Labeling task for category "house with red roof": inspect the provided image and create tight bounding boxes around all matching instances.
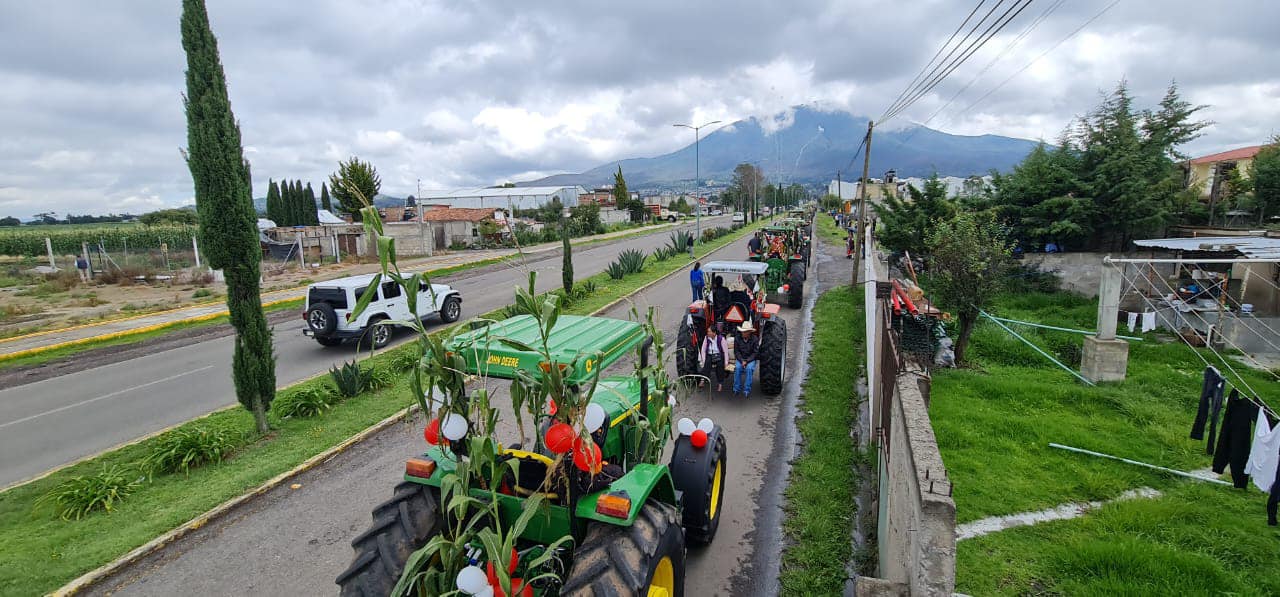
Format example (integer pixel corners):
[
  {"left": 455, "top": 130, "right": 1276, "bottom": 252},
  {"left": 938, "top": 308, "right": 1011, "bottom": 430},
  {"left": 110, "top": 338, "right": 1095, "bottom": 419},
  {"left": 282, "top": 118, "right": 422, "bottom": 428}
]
[{"left": 1186, "top": 144, "right": 1264, "bottom": 200}]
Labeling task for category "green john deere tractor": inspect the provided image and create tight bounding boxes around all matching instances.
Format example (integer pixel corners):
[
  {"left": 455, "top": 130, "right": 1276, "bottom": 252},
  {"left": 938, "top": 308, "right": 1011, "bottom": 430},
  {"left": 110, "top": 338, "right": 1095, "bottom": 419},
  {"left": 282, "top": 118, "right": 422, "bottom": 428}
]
[
  {"left": 749, "top": 220, "right": 812, "bottom": 309},
  {"left": 336, "top": 313, "right": 728, "bottom": 597}
]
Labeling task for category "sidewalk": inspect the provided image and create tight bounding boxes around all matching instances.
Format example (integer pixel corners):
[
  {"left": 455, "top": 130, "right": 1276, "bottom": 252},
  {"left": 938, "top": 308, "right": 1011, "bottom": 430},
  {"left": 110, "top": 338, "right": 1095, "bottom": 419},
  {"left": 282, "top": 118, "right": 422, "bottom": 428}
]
[{"left": 0, "top": 223, "right": 673, "bottom": 359}]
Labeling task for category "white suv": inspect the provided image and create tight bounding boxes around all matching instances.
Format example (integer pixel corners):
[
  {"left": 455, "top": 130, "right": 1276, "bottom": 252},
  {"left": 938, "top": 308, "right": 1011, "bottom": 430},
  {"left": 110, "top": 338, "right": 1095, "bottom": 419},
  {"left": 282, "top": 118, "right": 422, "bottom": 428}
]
[{"left": 302, "top": 274, "right": 462, "bottom": 348}]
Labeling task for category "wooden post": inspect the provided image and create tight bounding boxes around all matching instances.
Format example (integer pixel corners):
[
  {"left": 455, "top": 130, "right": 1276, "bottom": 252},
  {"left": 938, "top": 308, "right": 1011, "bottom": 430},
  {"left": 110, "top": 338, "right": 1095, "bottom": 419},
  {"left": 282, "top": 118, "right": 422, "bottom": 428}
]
[
  {"left": 82, "top": 241, "right": 92, "bottom": 279},
  {"left": 192, "top": 235, "right": 201, "bottom": 268},
  {"left": 853, "top": 120, "right": 873, "bottom": 288},
  {"left": 45, "top": 237, "right": 55, "bottom": 269},
  {"left": 1096, "top": 264, "right": 1122, "bottom": 340}
]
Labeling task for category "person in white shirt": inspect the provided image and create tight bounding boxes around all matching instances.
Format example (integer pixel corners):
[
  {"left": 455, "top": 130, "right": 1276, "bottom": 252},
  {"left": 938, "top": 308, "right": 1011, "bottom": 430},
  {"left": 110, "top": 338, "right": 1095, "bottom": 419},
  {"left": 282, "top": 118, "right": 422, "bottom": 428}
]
[{"left": 699, "top": 323, "right": 729, "bottom": 392}]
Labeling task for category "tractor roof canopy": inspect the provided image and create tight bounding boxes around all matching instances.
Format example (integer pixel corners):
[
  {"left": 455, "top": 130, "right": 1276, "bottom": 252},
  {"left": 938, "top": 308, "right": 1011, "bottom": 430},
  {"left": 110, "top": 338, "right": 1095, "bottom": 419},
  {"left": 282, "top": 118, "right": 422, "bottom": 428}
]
[
  {"left": 447, "top": 315, "right": 646, "bottom": 383},
  {"left": 701, "top": 260, "right": 769, "bottom": 275}
]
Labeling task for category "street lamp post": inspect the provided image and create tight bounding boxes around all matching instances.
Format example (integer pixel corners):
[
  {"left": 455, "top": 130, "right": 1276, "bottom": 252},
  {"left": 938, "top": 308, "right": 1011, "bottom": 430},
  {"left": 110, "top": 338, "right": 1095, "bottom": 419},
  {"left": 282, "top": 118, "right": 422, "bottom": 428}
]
[{"left": 673, "top": 120, "right": 721, "bottom": 250}]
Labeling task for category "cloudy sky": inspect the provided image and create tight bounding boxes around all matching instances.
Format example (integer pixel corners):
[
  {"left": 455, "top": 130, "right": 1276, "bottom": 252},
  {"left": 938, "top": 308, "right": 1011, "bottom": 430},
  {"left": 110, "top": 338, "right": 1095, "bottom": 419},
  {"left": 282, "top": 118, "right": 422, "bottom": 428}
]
[{"left": 1, "top": 0, "right": 1277, "bottom": 219}]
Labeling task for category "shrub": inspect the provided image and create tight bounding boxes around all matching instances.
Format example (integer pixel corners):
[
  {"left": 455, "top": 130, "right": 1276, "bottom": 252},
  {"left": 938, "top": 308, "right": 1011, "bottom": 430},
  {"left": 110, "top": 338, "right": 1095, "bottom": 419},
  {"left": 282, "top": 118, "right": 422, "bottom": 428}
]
[
  {"left": 389, "top": 346, "right": 423, "bottom": 372},
  {"left": 667, "top": 231, "right": 690, "bottom": 254},
  {"left": 273, "top": 385, "right": 336, "bottom": 418},
  {"left": 366, "top": 365, "right": 398, "bottom": 391},
  {"left": 617, "top": 249, "right": 646, "bottom": 274},
  {"left": 142, "top": 425, "right": 245, "bottom": 476},
  {"left": 330, "top": 360, "right": 371, "bottom": 397},
  {"left": 192, "top": 288, "right": 213, "bottom": 298},
  {"left": 651, "top": 247, "right": 671, "bottom": 262},
  {"left": 606, "top": 262, "right": 627, "bottom": 280},
  {"left": 1006, "top": 264, "right": 1062, "bottom": 294},
  {"left": 37, "top": 466, "right": 141, "bottom": 520},
  {"left": 577, "top": 279, "right": 597, "bottom": 298}
]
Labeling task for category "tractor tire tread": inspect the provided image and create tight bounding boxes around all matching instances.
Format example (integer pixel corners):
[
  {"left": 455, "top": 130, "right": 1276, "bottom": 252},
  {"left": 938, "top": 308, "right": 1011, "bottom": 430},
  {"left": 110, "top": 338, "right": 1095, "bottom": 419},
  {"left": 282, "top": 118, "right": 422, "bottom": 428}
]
[
  {"left": 561, "top": 501, "right": 685, "bottom": 597},
  {"left": 759, "top": 318, "right": 786, "bottom": 396},
  {"left": 335, "top": 482, "right": 441, "bottom": 597}
]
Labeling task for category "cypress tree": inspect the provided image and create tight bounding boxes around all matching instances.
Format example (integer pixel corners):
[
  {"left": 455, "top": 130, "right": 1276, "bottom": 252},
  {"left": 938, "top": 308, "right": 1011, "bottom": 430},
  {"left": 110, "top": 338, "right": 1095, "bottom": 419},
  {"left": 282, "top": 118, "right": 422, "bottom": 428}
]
[
  {"left": 181, "top": 0, "right": 276, "bottom": 434},
  {"left": 561, "top": 218, "right": 573, "bottom": 295},
  {"left": 304, "top": 182, "right": 318, "bottom": 225},
  {"left": 320, "top": 182, "right": 332, "bottom": 213},
  {"left": 265, "top": 178, "right": 281, "bottom": 225}
]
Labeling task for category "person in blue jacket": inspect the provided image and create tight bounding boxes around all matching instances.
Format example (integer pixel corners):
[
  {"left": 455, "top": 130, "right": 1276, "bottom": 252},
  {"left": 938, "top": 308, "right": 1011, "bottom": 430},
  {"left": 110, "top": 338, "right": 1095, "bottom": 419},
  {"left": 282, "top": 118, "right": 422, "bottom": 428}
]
[{"left": 690, "top": 261, "right": 705, "bottom": 302}]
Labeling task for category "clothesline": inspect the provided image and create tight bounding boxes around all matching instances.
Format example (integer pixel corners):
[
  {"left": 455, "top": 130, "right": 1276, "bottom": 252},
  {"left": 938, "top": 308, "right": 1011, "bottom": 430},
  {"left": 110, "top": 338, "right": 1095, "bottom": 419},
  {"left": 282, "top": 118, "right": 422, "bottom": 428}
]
[{"left": 1111, "top": 262, "right": 1276, "bottom": 421}]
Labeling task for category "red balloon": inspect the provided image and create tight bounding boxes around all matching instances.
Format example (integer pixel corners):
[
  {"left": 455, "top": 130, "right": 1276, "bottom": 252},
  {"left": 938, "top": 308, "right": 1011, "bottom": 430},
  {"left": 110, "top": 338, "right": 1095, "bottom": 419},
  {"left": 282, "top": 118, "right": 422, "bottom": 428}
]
[
  {"left": 546, "top": 398, "right": 558, "bottom": 416},
  {"left": 573, "top": 440, "right": 603, "bottom": 474},
  {"left": 424, "top": 419, "right": 441, "bottom": 445},
  {"left": 509, "top": 546, "right": 519, "bottom": 575},
  {"left": 544, "top": 423, "right": 575, "bottom": 454},
  {"left": 690, "top": 429, "right": 708, "bottom": 449}
]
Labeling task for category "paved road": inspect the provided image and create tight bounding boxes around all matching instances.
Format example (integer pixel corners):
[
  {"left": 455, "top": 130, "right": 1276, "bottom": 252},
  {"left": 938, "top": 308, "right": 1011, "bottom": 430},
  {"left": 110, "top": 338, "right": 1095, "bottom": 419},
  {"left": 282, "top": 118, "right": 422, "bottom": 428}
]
[
  {"left": 0, "top": 217, "right": 730, "bottom": 488},
  {"left": 87, "top": 220, "right": 841, "bottom": 596}
]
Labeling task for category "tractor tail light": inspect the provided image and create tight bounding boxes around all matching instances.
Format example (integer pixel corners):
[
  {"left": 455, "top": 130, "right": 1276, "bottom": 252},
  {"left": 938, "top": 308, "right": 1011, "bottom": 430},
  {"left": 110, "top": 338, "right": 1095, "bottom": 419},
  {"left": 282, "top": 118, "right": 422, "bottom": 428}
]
[
  {"left": 595, "top": 492, "right": 632, "bottom": 519},
  {"left": 405, "top": 457, "right": 437, "bottom": 478}
]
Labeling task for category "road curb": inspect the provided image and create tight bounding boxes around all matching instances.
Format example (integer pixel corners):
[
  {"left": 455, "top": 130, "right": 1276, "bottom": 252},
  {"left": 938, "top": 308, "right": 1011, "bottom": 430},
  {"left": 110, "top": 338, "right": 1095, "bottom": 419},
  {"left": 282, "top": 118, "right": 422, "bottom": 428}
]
[
  {"left": 2, "top": 224, "right": 683, "bottom": 364},
  {"left": 51, "top": 406, "right": 414, "bottom": 597},
  {"left": 0, "top": 296, "right": 301, "bottom": 363},
  {"left": 49, "top": 219, "right": 753, "bottom": 596}
]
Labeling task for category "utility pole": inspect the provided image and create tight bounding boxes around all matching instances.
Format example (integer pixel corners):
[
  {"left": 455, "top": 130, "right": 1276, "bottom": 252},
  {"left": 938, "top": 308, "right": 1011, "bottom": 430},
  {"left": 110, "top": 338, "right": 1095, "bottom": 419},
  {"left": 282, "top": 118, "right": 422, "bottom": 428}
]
[
  {"left": 853, "top": 120, "right": 874, "bottom": 289},
  {"left": 837, "top": 170, "right": 842, "bottom": 213},
  {"left": 674, "top": 120, "right": 722, "bottom": 247}
]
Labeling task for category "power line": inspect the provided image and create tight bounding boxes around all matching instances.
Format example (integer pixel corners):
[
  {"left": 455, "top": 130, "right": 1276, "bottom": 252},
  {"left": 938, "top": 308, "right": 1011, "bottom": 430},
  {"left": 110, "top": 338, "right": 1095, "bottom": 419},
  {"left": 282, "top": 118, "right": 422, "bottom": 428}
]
[
  {"left": 844, "top": 133, "right": 868, "bottom": 173},
  {"left": 878, "top": 0, "right": 991, "bottom": 123},
  {"left": 955, "top": 0, "right": 1123, "bottom": 120},
  {"left": 883, "top": 0, "right": 1036, "bottom": 125},
  {"left": 903, "top": 0, "right": 1065, "bottom": 141}
]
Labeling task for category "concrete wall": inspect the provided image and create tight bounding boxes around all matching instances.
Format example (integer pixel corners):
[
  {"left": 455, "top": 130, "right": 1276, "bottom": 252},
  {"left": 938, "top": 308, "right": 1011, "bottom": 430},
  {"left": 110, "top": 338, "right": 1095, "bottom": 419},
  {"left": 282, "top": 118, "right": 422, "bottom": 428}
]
[{"left": 875, "top": 372, "right": 956, "bottom": 596}]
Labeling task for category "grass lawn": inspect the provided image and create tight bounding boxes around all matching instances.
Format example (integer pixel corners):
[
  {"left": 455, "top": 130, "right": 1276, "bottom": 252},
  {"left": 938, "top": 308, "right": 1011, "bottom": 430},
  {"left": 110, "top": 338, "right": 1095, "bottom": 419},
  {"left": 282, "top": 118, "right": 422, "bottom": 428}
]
[
  {"left": 932, "top": 287, "right": 1280, "bottom": 595},
  {"left": 779, "top": 285, "right": 865, "bottom": 596},
  {"left": 0, "top": 220, "right": 762, "bottom": 596}
]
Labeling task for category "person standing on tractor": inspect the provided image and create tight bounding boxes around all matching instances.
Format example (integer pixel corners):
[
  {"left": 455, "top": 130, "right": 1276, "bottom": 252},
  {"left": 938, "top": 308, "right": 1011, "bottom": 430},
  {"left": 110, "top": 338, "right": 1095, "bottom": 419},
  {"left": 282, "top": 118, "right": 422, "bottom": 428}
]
[
  {"left": 699, "top": 323, "right": 728, "bottom": 392},
  {"left": 732, "top": 321, "right": 761, "bottom": 396},
  {"left": 690, "top": 261, "right": 705, "bottom": 302}
]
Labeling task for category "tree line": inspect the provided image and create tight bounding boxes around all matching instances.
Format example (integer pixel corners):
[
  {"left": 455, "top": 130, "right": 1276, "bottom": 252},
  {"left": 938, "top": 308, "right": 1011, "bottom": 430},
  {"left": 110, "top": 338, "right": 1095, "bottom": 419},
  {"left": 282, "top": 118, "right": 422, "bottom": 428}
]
[{"left": 265, "top": 179, "right": 328, "bottom": 227}]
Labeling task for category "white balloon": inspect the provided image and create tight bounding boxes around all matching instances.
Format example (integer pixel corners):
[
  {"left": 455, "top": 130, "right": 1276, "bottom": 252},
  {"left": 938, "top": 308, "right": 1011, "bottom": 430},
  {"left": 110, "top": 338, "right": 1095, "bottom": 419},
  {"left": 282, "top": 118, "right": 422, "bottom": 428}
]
[
  {"left": 474, "top": 588, "right": 494, "bottom": 597},
  {"left": 667, "top": 394, "right": 677, "bottom": 407},
  {"left": 677, "top": 417, "right": 696, "bottom": 436},
  {"left": 584, "top": 403, "right": 607, "bottom": 432},
  {"left": 777, "top": 286, "right": 786, "bottom": 294},
  {"left": 441, "top": 413, "right": 469, "bottom": 441},
  {"left": 697, "top": 417, "right": 715, "bottom": 433},
  {"left": 456, "top": 565, "right": 488, "bottom": 595}
]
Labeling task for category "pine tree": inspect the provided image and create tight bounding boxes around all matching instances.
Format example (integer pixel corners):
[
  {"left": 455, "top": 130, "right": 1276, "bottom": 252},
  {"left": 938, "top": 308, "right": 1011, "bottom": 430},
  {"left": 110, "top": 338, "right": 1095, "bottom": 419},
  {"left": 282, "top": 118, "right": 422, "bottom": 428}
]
[
  {"left": 329, "top": 158, "right": 381, "bottom": 221},
  {"left": 304, "top": 182, "right": 318, "bottom": 225},
  {"left": 320, "top": 182, "right": 332, "bottom": 213},
  {"left": 181, "top": 0, "right": 275, "bottom": 434},
  {"left": 1251, "top": 138, "right": 1280, "bottom": 225},
  {"left": 265, "top": 178, "right": 281, "bottom": 225}
]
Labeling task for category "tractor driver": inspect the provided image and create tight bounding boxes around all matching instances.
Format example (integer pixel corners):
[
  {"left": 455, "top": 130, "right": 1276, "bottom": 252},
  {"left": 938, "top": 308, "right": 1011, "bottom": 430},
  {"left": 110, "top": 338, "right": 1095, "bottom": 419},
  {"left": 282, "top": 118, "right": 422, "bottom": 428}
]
[
  {"left": 767, "top": 234, "right": 786, "bottom": 258},
  {"left": 710, "top": 275, "right": 731, "bottom": 320}
]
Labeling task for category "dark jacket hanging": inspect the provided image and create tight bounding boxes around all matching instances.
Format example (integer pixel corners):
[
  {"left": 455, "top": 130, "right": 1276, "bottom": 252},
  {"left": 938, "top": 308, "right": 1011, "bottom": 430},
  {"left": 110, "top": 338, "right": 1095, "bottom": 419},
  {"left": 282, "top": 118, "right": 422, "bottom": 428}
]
[
  {"left": 1190, "top": 366, "right": 1225, "bottom": 449},
  {"left": 1211, "top": 389, "right": 1259, "bottom": 489}
]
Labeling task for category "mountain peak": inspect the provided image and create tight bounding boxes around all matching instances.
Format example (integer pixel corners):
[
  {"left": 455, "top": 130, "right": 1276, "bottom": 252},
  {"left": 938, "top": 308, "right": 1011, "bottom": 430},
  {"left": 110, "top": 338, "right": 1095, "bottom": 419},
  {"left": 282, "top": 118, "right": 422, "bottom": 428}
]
[{"left": 525, "top": 106, "right": 1036, "bottom": 188}]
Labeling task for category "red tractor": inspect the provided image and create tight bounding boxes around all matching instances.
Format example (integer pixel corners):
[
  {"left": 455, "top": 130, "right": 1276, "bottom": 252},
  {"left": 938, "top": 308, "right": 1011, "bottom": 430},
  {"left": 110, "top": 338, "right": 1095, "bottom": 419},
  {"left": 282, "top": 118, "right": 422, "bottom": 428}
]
[{"left": 676, "top": 261, "right": 788, "bottom": 396}]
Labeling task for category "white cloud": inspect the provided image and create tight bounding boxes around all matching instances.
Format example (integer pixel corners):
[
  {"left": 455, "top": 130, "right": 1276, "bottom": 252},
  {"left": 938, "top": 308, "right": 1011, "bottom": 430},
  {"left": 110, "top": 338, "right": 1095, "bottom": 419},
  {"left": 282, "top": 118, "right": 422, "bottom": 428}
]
[{"left": 0, "top": 0, "right": 1277, "bottom": 217}]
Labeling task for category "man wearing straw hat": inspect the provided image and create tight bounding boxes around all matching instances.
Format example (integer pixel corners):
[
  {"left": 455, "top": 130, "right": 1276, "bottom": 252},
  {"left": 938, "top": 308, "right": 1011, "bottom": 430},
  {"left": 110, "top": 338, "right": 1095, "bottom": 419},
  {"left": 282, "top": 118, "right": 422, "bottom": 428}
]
[{"left": 731, "top": 320, "right": 760, "bottom": 397}]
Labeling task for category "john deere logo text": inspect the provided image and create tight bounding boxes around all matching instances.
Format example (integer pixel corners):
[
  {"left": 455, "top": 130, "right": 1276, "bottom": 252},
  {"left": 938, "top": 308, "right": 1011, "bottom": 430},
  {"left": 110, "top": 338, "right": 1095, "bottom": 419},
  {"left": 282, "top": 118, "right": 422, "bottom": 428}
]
[{"left": 486, "top": 355, "right": 519, "bottom": 367}]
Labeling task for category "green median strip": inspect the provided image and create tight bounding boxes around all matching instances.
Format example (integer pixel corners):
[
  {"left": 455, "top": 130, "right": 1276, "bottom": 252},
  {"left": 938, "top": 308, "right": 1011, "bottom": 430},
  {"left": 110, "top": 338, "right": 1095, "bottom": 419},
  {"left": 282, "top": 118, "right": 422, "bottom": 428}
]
[
  {"left": 0, "top": 220, "right": 762, "bottom": 596},
  {"left": 779, "top": 285, "right": 866, "bottom": 596}
]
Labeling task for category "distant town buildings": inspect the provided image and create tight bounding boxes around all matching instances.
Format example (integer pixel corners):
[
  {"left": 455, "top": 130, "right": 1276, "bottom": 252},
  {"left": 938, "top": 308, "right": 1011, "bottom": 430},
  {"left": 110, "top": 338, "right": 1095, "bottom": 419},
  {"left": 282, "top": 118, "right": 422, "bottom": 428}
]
[{"left": 411, "top": 185, "right": 585, "bottom": 210}]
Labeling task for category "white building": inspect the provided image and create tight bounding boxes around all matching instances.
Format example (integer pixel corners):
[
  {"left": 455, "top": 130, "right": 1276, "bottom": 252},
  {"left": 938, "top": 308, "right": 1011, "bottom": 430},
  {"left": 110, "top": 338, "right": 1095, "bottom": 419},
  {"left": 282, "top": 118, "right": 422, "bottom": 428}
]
[{"left": 413, "top": 186, "right": 585, "bottom": 210}]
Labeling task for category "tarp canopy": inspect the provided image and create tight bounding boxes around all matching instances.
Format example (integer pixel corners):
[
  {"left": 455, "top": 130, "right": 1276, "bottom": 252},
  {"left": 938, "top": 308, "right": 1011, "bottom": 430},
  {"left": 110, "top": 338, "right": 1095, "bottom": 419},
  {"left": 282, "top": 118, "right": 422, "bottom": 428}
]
[
  {"left": 317, "top": 209, "right": 347, "bottom": 225},
  {"left": 701, "top": 261, "right": 769, "bottom": 275}
]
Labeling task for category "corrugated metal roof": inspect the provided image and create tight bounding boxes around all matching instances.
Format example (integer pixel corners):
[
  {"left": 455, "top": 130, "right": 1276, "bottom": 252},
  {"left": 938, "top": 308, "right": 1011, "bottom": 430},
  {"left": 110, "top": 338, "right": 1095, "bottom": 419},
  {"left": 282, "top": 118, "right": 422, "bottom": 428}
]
[{"left": 1133, "top": 236, "right": 1280, "bottom": 259}]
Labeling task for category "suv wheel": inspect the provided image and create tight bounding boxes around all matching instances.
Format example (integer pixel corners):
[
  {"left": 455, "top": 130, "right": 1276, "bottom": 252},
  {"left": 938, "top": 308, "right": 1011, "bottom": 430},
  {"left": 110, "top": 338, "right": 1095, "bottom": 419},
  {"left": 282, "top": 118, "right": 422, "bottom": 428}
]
[
  {"left": 307, "top": 303, "right": 338, "bottom": 335},
  {"left": 366, "top": 318, "right": 392, "bottom": 349},
  {"left": 440, "top": 296, "right": 461, "bottom": 323}
]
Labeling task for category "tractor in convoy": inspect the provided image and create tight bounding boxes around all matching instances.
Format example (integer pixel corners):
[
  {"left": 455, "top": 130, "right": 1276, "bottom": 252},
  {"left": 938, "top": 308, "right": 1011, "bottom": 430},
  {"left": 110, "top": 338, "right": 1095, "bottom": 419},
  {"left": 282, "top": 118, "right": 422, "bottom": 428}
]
[
  {"left": 675, "top": 260, "right": 788, "bottom": 396},
  {"left": 336, "top": 287, "right": 728, "bottom": 597},
  {"left": 748, "top": 219, "right": 812, "bottom": 309}
]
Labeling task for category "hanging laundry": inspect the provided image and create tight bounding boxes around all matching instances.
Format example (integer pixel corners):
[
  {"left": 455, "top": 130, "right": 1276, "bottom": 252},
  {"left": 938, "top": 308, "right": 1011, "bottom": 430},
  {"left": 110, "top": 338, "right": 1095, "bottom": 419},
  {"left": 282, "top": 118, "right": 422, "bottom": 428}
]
[
  {"left": 1126, "top": 311, "right": 1138, "bottom": 333},
  {"left": 1140, "top": 311, "right": 1157, "bottom": 333},
  {"left": 1190, "top": 366, "right": 1226, "bottom": 450},
  {"left": 1245, "top": 412, "right": 1280, "bottom": 493},
  {"left": 1212, "top": 390, "right": 1259, "bottom": 489}
]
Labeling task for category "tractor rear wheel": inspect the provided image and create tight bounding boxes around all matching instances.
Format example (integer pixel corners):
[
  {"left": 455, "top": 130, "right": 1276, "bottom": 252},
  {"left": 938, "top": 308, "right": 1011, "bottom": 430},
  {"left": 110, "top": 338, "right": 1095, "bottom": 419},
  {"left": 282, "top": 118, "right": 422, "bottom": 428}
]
[
  {"left": 788, "top": 263, "right": 806, "bottom": 309},
  {"left": 336, "top": 481, "right": 442, "bottom": 597},
  {"left": 676, "top": 320, "right": 699, "bottom": 379},
  {"left": 561, "top": 501, "right": 685, "bottom": 597},
  {"left": 670, "top": 427, "right": 727, "bottom": 544},
  {"left": 759, "top": 318, "right": 787, "bottom": 396}
]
